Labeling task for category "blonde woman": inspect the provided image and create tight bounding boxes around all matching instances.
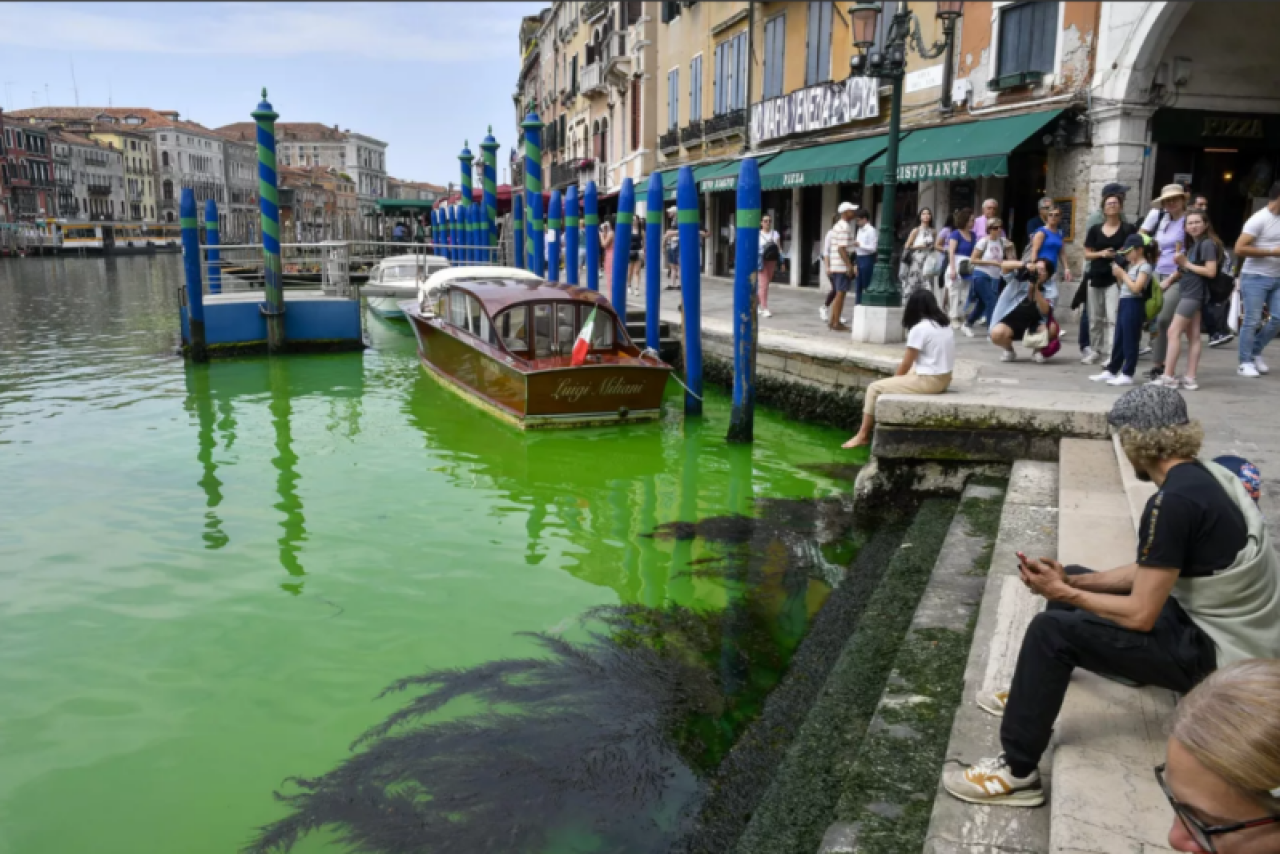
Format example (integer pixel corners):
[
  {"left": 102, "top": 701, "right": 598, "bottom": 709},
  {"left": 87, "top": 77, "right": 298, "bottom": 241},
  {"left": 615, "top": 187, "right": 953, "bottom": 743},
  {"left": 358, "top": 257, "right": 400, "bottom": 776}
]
[{"left": 1159, "top": 659, "right": 1280, "bottom": 852}]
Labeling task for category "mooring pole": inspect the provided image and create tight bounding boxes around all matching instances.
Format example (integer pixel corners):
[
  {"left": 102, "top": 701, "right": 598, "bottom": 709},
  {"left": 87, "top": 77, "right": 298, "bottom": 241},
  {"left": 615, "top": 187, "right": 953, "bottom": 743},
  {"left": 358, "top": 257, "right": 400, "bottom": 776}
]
[
  {"left": 472, "top": 203, "right": 482, "bottom": 265},
  {"left": 677, "top": 166, "right": 702, "bottom": 416},
  {"left": 251, "top": 88, "right": 285, "bottom": 352},
  {"left": 547, "top": 190, "right": 562, "bottom": 283},
  {"left": 464, "top": 203, "right": 474, "bottom": 266},
  {"left": 513, "top": 195, "right": 525, "bottom": 269},
  {"left": 480, "top": 128, "right": 499, "bottom": 261},
  {"left": 521, "top": 112, "right": 544, "bottom": 278},
  {"left": 180, "top": 188, "right": 208, "bottom": 362},
  {"left": 432, "top": 208, "right": 442, "bottom": 259},
  {"left": 611, "top": 177, "right": 634, "bottom": 317},
  {"left": 584, "top": 180, "right": 600, "bottom": 292},
  {"left": 459, "top": 140, "right": 473, "bottom": 252},
  {"left": 728, "top": 158, "right": 760, "bottom": 444},
  {"left": 564, "top": 185, "right": 579, "bottom": 286},
  {"left": 204, "top": 198, "right": 222, "bottom": 295},
  {"left": 450, "top": 205, "right": 459, "bottom": 264},
  {"left": 645, "top": 172, "right": 663, "bottom": 350}
]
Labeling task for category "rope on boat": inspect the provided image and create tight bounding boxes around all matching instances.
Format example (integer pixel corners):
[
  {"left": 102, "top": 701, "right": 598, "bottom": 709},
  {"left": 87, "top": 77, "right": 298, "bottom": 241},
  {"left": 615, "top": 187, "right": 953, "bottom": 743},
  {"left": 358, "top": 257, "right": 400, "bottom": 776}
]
[{"left": 641, "top": 347, "right": 703, "bottom": 401}]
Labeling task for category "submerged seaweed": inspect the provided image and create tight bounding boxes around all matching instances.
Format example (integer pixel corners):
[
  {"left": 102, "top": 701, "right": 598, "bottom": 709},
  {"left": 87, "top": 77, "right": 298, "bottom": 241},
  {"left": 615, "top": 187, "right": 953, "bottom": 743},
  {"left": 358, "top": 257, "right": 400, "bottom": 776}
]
[{"left": 246, "top": 495, "right": 858, "bottom": 854}]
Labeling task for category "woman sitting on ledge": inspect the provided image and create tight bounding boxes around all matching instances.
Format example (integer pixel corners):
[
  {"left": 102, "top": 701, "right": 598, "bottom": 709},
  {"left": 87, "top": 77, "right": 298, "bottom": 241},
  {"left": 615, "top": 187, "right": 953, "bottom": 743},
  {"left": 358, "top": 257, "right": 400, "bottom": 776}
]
[{"left": 842, "top": 289, "right": 955, "bottom": 450}]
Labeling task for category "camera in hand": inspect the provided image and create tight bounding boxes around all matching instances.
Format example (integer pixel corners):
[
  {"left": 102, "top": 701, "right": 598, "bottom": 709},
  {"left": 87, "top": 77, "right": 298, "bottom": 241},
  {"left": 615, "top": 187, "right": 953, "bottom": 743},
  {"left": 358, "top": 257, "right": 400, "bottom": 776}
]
[{"left": 1014, "top": 266, "right": 1036, "bottom": 283}]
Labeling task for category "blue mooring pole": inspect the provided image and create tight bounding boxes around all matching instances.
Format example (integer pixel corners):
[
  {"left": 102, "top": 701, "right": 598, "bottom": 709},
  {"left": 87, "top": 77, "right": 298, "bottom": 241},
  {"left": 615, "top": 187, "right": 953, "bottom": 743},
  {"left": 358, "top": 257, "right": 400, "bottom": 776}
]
[
  {"left": 728, "top": 158, "right": 761, "bottom": 443},
  {"left": 432, "top": 208, "right": 442, "bottom": 258},
  {"left": 470, "top": 203, "right": 480, "bottom": 266},
  {"left": 645, "top": 172, "right": 663, "bottom": 351},
  {"left": 677, "top": 166, "right": 702, "bottom": 416},
  {"left": 584, "top": 181, "right": 599, "bottom": 292},
  {"left": 611, "top": 178, "right": 634, "bottom": 317},
  {"left": 564, "top": 185, "right": 579, "bottom": 286},
  {"left": 180, "top": 187, "right": 207, "bottom": 362},
  {"left": 450, "top": 205, "right": 460, "bottom": 264},
  {"left": 204, "top": 198, "right": 221, "bottom": 295},
  {"left": 521, "top": 112, "right": 544, "bottom": 278},
  {"left": 547, "top": 190, "right": 562, "bottom": 283},
  {"left": 513, "top": 195, "right": 525, "bottom": 269},
  {"left": 529, "top": 191, "right": 545, "bottom": 278}
]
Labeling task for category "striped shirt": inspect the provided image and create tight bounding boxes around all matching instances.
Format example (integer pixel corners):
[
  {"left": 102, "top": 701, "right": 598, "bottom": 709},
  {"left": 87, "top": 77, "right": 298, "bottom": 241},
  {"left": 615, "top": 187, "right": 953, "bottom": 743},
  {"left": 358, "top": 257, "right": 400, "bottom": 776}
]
[{"left": 828, "top": 219, "right": 853, "bottom": 274}]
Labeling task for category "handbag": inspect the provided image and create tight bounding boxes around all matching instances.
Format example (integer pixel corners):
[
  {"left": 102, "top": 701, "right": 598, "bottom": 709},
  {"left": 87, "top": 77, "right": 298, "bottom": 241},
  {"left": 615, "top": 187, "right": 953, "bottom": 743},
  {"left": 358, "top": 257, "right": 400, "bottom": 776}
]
[
  {"left": 922, "top": 249, "right": 944, "bottom": 279},
  {"left": 1022, "top": 328, "right": 1050, "bottom": 350},
  {"left": 1228, "top": 288, "right": 1242, "bottom": 332}
]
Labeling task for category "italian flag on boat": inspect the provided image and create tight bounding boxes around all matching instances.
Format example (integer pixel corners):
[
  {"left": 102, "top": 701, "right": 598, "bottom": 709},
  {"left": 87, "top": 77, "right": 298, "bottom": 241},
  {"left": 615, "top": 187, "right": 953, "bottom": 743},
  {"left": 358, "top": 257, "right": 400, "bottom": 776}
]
[{"left": 570, "top": 307, "right": 597, "bottom": 367}]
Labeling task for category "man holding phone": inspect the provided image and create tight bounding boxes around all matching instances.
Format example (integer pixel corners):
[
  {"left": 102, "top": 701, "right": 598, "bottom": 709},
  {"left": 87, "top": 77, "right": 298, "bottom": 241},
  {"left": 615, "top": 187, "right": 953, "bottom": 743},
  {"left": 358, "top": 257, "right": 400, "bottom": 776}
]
[{"left": 943, "top": 385, "right": 1280, "bottom": 808}]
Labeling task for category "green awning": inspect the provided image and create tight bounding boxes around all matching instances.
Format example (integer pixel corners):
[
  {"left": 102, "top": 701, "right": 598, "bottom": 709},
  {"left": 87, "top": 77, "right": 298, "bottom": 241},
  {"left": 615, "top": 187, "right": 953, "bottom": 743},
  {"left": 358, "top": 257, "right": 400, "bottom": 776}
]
[
  {"left": 863, "top": 109, "right": 1064, "bottom": 185},
  {"left": 655, "top": 162, "right": 732, "bottom": 200},
  {"left": 375, "top": 198, "right": 439, "bottom": 211},
  {"left": 696, "top": 155, "right": 779, "bottom": 193},
  {"left": 757, "top": 133, "right": 892, "bottom": 191}
]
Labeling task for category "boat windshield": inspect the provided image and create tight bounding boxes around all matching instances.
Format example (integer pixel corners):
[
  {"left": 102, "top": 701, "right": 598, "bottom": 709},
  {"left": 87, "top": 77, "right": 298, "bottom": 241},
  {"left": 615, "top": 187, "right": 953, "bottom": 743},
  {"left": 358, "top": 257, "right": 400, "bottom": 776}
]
[
  {"left": 494, "top": 302, "right": 613, "bottom": 359},
  {"left": 381, "top": 264, "right": 431, "bottom": 281}
]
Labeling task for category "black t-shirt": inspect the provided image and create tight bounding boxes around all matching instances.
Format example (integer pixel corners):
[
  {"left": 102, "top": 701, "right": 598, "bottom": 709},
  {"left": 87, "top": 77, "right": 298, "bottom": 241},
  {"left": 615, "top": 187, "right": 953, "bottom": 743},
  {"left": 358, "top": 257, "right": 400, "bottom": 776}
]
[
  {"left": 1137, "top": 462, "right": 1248, "bottom": 577},
  {"left": 1085, "top": 221, "right": 1135, "bottom": 288}
]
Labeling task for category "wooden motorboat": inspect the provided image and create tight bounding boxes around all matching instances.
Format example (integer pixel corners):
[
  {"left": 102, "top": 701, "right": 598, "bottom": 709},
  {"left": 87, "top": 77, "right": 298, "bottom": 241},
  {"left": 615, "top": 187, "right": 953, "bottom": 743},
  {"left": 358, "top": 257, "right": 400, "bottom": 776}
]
[
  {"left": 402, "top": 267, "right": 673, "bottom": 429},
  {"left": 363, "top": 253, "right": 450, "bottom": 318}
]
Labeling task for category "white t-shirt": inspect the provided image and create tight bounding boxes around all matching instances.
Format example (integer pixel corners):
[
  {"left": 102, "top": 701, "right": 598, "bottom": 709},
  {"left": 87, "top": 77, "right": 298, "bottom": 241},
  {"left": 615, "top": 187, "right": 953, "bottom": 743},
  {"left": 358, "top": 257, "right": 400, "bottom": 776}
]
[
  {"left": 907, "top": 319, "right": 956, "bottom": 375},
  {"left": 973, "top": 236, "right": 1010, "bottom": 266},
  {"left": 855, "top": 223, "right": 878, "bottom": 256},
  {"left": 1241, "top": 206, "right": 1280, "bottom": 278}
]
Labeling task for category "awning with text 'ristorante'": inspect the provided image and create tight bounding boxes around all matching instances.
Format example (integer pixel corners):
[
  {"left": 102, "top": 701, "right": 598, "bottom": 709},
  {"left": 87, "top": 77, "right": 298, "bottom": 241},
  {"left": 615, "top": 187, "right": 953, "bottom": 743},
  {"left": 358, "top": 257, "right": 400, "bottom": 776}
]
[
  {"left": 862, "top": 108, "right": 1065, "bottom": 185},
  {"left": 755, "top": 132, "right": 895, "bottom": 192},
  {"left": 654, "top": 162, "right": 737, "bottom": 200}
]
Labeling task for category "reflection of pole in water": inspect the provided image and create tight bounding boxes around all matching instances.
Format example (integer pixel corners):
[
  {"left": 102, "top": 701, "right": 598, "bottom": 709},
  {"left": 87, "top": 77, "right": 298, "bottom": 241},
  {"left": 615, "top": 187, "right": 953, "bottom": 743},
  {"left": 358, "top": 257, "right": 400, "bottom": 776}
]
[
  {"left": 667, "top": 420, "right": 701, "bottom": 605},
  {"left": 638, "top": 475, "right": 665, "bottom": 607},
  {"left": 269, "top": 359, "right": 308, "bottom": 594},
  {"left": 609, "top": 476, "right": 640, "bottom": 599},
  {"left": 185, "top": 364, "right": 228, "bottom": 549},
  {"left": 525, "top": 497, "right": 547, "bottom": 566}
]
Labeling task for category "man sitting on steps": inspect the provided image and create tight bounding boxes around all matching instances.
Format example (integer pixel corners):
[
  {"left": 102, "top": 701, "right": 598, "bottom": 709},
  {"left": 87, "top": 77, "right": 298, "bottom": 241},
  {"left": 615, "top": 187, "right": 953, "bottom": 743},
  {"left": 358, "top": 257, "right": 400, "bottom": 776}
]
[{"left": 943, "top": 385, "right": 1280, "bottom": 808}]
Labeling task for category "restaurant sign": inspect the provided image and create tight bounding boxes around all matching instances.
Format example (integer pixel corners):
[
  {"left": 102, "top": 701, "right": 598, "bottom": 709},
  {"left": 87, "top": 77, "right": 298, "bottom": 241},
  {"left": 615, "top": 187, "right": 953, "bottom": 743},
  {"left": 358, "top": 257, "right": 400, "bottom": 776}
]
[
  {"left": 895, "top": 159, "right": 972, "bottom": 182},
  {"left": 750, "top": 77, "right": 880, "bottom": 145}
]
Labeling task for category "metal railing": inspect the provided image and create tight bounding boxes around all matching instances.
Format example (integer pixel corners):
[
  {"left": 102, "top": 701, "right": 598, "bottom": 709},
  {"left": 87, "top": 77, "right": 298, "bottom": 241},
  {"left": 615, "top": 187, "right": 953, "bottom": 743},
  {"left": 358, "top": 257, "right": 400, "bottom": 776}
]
[
  {"left": 659, "top": 130, "right": 680, "bottom": 152},
  {"left": 680, "top": 121, "right": 704, "bottom": 146}
]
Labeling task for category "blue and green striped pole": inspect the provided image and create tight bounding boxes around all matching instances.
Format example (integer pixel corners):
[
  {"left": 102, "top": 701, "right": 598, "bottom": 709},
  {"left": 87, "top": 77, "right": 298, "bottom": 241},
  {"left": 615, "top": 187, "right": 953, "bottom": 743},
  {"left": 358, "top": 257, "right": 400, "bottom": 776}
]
[
  {"left": 547, "top": 190, "right": 562, "bottom": 283},
  {"left": 480, "top": 128, "right": 499, "bottom": 257},
  {"left": 677, "top": 166, "right": 702, "bottom": 416},
  {"left": 584, "top": 180, "right": 599, "bottom": 291},
  {"left": 728, "top": 158, "right": 761, "bottom": 443},
  {"left": 564, "top": 185, "right": 579, "bottom": 286},
  {"left": 645, "top": 173, "right": 664, "bottom": 350},
  {"left": 431, "top": 208, "right": 441, "bottom": 257},
  {"left": 251, "top": 88, "right": 286, "bottom": 352},
  {"left": 470, "top": 202, "right": 481, "bottom": 266},
  {"left": 449, "top": 204, "right": 459, "bottom": 264},
  {"left": 513, "top": 195, "right": 525, "bottom": 269},
  {"left": 521, "top": 112, "right": 544, "bottom": 277},
  {"left": 611, "top": 178, "right": 634, "bottom": 315},
  {"left": 180, "top": 187, "right": 207, "bottom": 361},
  {"left": 204, "top": 198, "right": 221, "bottom": 295}
]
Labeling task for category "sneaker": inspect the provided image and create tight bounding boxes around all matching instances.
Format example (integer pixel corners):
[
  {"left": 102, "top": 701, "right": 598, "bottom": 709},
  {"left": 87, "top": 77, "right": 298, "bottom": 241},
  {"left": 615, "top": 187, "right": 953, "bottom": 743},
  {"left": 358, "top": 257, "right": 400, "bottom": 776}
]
[
  {"left": 961, "top": 325, "right": 975, "bottom": 338},
  {"left": 1089, "top": 370, "right": 1117, "bottom": 382},
  {"left": 976, "top": 317, "right": 988, "bottom": 327},
  {"left": 942, "top": 754, "right": 1045, "bottom": 807},
  {"left": 1032, "top": 351, "right": 1046, "bottom": 364},
  {"left": 1106, "top": 374, "right": 1135, "bottom": 386},
  {"left": 1080, "top": 347, "right": 1096, "bottom": 364},
  {"left": 1181, "top": 376, "right": 1199, "bottom": 391},
  {"left": 840, "top": 316, "right": 849, "bottom": 325},
  {"left": 1147, "top": 374, "right": 1179, "bottom": 388},
  {"left": 1138, "top": 345, "right": 1152, "bottom": 357},
  {"left": 1256, "top": 357, "right": 1270, "bottom": 375},
  {"left": 1000, "top": 349, "right": 1017, "bottom": 362},
  {"left": 1146, "top": 366, "right": 1164, "bottom": 381},
  {"left": 977, "top": 688, "right": 1009, "bottom": 717},
  {"left": 820, "top": 305, "right": 830, "bottom": 322},
  {"left": 1239, "top": 362, "right": 1261, "bottom": 378},
  {"left": 1209, "top": 332, "right": 1235, "bottom": 348},
  {"left": 761, "top": 308, "right": 773, "bottom": 318}
]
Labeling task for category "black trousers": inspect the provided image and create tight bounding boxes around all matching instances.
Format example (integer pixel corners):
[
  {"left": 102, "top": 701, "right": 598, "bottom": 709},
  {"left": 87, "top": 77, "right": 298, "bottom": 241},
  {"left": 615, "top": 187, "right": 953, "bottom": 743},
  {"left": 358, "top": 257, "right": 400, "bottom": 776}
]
[{"left": 1000, "top": 567, "right": 1217, "bottom": 777}]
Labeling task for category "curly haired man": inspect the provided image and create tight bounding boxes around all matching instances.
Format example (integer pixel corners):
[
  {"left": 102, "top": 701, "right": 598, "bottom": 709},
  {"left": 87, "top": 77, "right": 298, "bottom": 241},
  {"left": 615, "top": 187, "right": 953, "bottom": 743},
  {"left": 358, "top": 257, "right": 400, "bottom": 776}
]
[{"left": 943, "top": 385, "right": 1280, "bottom": 807}]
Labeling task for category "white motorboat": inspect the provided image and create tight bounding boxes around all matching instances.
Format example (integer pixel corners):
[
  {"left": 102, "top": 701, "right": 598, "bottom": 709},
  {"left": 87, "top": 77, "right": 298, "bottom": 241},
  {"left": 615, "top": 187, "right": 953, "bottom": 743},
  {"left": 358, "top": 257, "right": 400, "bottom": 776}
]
[{"left": 364, "top": 253, "right": 450, "bottom": 318}]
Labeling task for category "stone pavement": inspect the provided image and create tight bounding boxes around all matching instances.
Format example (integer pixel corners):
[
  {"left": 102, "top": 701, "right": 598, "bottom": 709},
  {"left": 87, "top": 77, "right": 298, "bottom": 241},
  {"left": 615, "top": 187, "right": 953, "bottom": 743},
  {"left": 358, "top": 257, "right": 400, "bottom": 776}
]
[{"left": 640, "top": 273, "right": 1279, "bottom": 531}]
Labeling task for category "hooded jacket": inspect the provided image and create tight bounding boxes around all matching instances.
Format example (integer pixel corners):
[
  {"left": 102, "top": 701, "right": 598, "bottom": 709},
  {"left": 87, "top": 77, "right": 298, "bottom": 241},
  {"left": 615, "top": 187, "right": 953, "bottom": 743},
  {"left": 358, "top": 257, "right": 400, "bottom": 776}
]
[{"left": 1169, "top": 461, "right": 1280, "bottom": 666}]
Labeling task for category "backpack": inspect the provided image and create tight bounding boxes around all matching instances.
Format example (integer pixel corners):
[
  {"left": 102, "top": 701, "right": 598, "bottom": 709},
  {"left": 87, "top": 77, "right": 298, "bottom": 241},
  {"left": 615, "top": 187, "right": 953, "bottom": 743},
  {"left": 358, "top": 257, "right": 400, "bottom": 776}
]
[
  {"left": 762, "top": 242, "right": 781, "bottom": 263},
  {"left": 1144, "top": 269, "right": 1163, "bottom": 321}
]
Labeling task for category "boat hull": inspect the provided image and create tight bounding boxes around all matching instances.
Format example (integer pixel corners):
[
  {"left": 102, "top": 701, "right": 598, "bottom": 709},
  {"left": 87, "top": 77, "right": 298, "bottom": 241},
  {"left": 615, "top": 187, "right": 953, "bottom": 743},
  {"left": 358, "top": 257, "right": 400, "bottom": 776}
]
[
  {"left": 366, "top": 295, "right": 407, "bottom": 318},
  {"left": 404, "top": 304, "right": 670, "bottom": 430}
]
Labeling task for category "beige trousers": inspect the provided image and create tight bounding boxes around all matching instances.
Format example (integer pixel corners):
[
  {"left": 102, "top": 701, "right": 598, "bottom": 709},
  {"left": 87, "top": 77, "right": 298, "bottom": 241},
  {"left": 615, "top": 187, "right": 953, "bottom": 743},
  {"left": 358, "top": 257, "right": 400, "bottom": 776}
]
[
  {"left": 864, "top": 371, "right": 952, "bottom": 417},
  {"left": 1087, "top": 284, "right": 1120, "bottom": 358}
]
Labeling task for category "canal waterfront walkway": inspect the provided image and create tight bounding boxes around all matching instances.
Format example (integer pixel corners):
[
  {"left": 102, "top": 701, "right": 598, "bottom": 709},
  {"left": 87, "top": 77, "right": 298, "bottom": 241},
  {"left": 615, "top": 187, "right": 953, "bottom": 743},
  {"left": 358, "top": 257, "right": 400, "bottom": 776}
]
[{"left": 642, "top": 273, "right": 1279, "bottom": 532}]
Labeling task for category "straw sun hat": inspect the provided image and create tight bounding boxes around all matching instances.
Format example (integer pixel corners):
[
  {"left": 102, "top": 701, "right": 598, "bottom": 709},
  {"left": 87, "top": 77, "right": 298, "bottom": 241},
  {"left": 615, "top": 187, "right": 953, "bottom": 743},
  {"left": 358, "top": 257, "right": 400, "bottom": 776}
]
[{"left": 1151, "top": 183, "right": 1189, "bottom": 205}]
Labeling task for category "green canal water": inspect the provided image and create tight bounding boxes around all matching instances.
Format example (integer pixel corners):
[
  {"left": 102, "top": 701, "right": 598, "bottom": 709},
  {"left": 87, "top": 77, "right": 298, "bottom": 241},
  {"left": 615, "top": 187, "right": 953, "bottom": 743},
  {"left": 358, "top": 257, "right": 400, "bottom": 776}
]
[{"left": 0, "top": 256, "right": 868, "bottom": 854}]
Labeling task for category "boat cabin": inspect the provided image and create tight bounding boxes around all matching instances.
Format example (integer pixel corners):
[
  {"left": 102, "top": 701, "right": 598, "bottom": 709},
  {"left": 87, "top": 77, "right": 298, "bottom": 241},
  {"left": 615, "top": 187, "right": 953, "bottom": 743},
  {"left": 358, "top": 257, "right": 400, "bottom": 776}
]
[{"left": 433, "top": 279, "right": 633, "bottom": 365}]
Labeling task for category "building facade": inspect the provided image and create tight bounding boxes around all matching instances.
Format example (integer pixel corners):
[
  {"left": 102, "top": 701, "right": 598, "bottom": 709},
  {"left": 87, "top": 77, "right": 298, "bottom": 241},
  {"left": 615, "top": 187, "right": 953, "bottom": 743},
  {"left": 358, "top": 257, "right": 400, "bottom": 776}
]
[
  {"left": 50, "top": 130, "right": 126, "bottom": 221},
  {"left": 1, "top": 119, "right": 55, "bottom": 221},
  {"left": 0, "top": 109, "right": 9, "bottom": 223}
]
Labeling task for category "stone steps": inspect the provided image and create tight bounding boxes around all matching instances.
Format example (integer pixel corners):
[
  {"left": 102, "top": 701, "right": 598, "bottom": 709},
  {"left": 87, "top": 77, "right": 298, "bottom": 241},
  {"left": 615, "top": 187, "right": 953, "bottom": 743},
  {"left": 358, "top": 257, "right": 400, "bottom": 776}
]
[
  {"left": 1049, "top": 439, "right": 1175, "bottom": 854},
  {"left": 818, "top": 481, "right": 1007, "bottom": 854}
]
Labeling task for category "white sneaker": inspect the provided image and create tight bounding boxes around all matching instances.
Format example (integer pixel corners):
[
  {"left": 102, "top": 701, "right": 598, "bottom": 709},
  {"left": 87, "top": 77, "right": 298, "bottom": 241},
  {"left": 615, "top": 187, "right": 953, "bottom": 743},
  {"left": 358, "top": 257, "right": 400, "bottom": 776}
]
[
  {"left": 977, "top": 688, "right": 1009, "bottom": 717},
  {"left": 976, "top": 317, "right": 988, "bottom": 327},
  {"left": 1000, "top": 349, "right": 1017, "bottom": 362},
  {"left": 1181, "top": 376, "right": 1199, "bottom": 391},
  {"left": 1032, "top": 351, "right": 1047, "bottom": 364},
  {"left": 961, "top": 325, "right": 975, "bottom": 338},
  {"left": 840, "top": 316, "right": 849, "bottom": 325},
  {"left": 1256, "top": 357, "right": 1270, "bottom": 375},
  {"left": 1138, "top": 345, "right": 1152, "bottom": 357},
  {"left": 1089, "top": 370, "right": 1117, "bottom": 382},
  {"left": 1239, "top": 362, "right": 1261, "bottom": 378},
  {"left": 820, "top": 305, "right": 830, "bottom": 322},
  {"left": 1107, "top": 374, "right": 1135, "bottom": 386},
  {"left": 942, "top": 754, "right": 1045, "bottom": 807},
  {"left": 760, "top": 308, "right": 773, "bottom": 318},
  {"left": 1080, "top": 347, "right": 1095, "bottom": 364},
  {"left": 1081, "top": 350, "right": 1101, "bottom": 365},
  {"left": 1148, "top": 374, "right": 1179, "bottom": 388}
]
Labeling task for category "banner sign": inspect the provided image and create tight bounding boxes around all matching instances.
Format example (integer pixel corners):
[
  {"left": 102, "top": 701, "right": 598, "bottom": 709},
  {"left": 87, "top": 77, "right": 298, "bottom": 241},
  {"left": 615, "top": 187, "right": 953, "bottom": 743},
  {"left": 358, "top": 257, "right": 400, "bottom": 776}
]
[
  {"left": 750, "top": 77, "right": 880, "bottom": 145},
  {"left": 895, "top": 159, "right": 972, "bottom": 182}
]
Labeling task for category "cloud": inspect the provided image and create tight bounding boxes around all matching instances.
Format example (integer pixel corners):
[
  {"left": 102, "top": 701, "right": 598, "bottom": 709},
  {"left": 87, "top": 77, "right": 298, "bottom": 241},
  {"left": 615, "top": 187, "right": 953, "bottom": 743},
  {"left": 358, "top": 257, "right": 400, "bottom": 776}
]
[{"left": 0, "top": 2, "right": 533, "bottom": 61}]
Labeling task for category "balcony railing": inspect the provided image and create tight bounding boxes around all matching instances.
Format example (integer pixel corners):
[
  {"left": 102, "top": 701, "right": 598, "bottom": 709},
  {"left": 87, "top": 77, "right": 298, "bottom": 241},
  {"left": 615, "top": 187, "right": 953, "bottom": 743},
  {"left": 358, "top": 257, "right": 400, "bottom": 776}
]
[
  {"left": 583, "top": 0, "right": 609, "bottom": 22},
  {"left": 87, "top": 180, "right": 114, "bottom": 194},
  {"left": 659, "top": 130, "right": 680, "bottom": 153},
  {"left": 127, "top": 163, "right": 148, "bottom": 175},
  {"left": 581, "top": 62, "right": 604, "bottom": 95},
  {"left": 680, "top": 121, "right": 704, "bottom": 146},
  {"left": 601, "top": 32, "right": 628, "bottom": 74},
  {"left": 549, "top": 160, "right": 579, "bottom": 190},
  {"left": 705, "top": 109, "right": 747, "bottom": 141}
]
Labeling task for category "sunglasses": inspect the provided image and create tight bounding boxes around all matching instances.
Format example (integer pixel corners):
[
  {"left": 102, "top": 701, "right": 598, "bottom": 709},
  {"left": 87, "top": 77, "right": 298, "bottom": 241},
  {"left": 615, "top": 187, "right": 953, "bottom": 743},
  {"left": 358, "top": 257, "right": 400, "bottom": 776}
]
[{"left": 1155, "top": 764, "right": 1280, "bottom": 852}]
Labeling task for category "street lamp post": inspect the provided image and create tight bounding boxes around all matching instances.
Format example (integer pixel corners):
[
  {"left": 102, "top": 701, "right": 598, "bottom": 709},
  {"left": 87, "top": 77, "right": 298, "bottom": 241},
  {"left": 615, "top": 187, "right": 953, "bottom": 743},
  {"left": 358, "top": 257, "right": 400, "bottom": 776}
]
[{"left": 848, "top": 1, "right": 963, "bottom": 338}]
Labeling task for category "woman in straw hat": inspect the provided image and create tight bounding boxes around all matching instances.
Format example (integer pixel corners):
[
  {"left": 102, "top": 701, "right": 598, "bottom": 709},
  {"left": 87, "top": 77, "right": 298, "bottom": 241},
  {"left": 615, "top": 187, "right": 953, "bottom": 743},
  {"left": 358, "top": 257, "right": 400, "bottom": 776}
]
[{"left": 1141, "top": 184, "right": 1190, "bottom": 379}]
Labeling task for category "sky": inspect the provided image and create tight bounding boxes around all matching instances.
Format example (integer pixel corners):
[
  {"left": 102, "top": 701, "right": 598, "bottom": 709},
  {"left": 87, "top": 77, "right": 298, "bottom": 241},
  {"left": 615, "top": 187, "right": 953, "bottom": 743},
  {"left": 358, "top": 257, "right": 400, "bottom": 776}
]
[{"left": 0, "top": 1, "right": 545, "bottom": 185}]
